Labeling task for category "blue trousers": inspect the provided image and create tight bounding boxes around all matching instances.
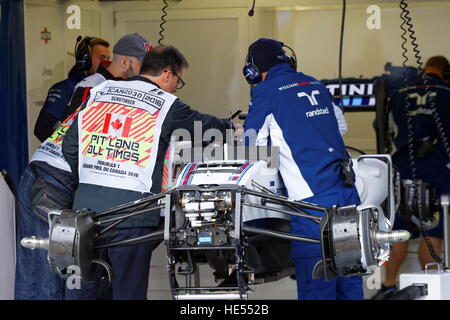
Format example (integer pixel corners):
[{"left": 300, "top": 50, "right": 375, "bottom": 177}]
[
  {"left": 14, "top": 165, "right": 69, "bottom": 300},
  {"left": 294, "top": 257, "right": 363, "bottom": 300},
  {"left": 65, "top": 227, "right": 161, "bottom": 300},
  {"left": 291, "top": 181, "right": 364, "bottom": 300}
]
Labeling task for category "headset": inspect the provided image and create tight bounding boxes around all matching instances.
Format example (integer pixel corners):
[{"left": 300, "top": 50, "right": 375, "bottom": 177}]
[
  {"left": 75, "top": 35, "right": 94, "bottom": 72},
  {"left": 243, "top": 40, "right": 297, "bottom": 85}
]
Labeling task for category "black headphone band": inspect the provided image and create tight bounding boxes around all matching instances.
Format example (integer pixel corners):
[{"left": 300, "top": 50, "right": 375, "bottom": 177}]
[
  {"left": 247, "top": 41, "right": 295, "bottom": 66},
  {"left": 75, "top": 36, "right": 94, "bottom": 71},
  {"left": 75, "top": 36, "right": 94, "bottom": 60},
  {"left": 282, "top": 44, "right": 296, "bottom": 59}
]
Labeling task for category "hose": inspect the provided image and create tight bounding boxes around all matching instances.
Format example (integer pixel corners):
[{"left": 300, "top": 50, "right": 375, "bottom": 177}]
[{"left": 389, "top": 284, "right": 427, "bottom": 300}]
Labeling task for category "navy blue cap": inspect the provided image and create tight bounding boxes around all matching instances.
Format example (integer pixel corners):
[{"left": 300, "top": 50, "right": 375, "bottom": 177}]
[
  {"left": 113, "top": 33, "right": 153, "bottom": 62},
  {"left": 249, "top": 38, "right": 285, "bottom": 73}
]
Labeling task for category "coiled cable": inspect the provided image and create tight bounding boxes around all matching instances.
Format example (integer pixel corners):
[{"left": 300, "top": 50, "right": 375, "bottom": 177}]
[
  {"left": 400, "top": 1, "right": 424, "bottom": 73},
  {"left": 158, "top": 0, "right": 169, "bottom": 45},
  {"left": 338, "top": 0, "right": 346, "bottom": 109},
  {"left": 399, "top": 0, "right": 442, "bottom": 265}
]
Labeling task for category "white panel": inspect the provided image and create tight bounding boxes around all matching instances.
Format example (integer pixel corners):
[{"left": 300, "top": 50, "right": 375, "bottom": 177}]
[
  {"left": 276, "top": 6, "right": 450, "bottom": 80},
  {"left": 115, "top": 8, "right": 250, "bottom": 118},
  {"left": 0, "top": 176, "right": 16, "bottom": 300},
  {"left": 253, "top": 10, "right": 276, "bottom": 40},
  {"left": 25, "top": 3, "right": 66, "bottom": 157},
  {"left": 276, "top": 5, "right": 450, "bottom": 153}
]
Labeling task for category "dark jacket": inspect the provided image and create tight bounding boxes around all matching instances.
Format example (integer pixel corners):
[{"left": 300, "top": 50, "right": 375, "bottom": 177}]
[
  {"left": 390, "top": 73, "right": 450, "bottom": 193},
  {"left": 63, "top": 65, "right": 123, "bottom": 120},
  {"left": 34, "top": 68, "right": 86, "bottom": 142},
  {"left": 244, "top": 63, "right": 346, "bottom": 200},
  {"left": 62, "top": 75, "right": 231, "bottom": 228}
]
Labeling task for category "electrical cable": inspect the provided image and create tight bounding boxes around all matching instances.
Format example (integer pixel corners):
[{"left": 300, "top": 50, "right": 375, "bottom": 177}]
[
  {"left": 345, "top": 145, "right": 367, "bottom": 155},
  {"left": 158, "top": 0, "right": 169, "bottom": 45},
  {"left": 338, "top": 0, "right": 346, "bottom": 109},
  {"left": 399, "top": 0, "right": 442, "bottom": 265}
]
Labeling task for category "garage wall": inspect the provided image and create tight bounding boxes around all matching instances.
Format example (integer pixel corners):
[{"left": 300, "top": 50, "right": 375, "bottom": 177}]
[
  {"left": 27, "top": 0, "right": 450, "bottom": 156},
  {"left": 24, "top": 0, "right": 66, "bottom": 156},
  {"left": 24, "top": 0, "right": 104, "bottom": 156},
  {"left": 98, "top": 0, "right": 274, "bottom": 118},
  {"left": 25, "top": 0, "right": 274, "bottom": 155},
  {"left": 275, "top": 2, "right": 450, "bottom": 153}
]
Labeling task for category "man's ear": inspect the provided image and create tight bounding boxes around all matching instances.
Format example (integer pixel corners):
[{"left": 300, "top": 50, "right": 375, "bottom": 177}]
[
  {"left": 161, "top": 70, "right": 170, "bottom": 83},
  {"left": 120, "top": 56, "right": 130, "bottom": 70}
]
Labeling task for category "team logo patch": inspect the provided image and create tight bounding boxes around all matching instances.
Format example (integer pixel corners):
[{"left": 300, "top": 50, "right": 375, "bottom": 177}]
[{"left": 144, "top": 43, "right": 153, "bottom": 51}]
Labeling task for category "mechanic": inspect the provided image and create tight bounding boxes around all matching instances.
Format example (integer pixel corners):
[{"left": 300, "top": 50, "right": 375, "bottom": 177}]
[
  {"left": 62, "top": 45, "right": 239, "bottom": 300},
  {"left": 14, "top": 34, "right": 152, "bottom": 300},
  {"left": 34, "top": 36, "right": 110, "bottom": 142},
  {"left": 372, "top": 56, "right": 450, "bottom": 300},
  {"left": 64, "top": 33, "right": 153, "bottom": 119},
  {"left": 242, "top": 38, "right": 363, "bottom": 300}
]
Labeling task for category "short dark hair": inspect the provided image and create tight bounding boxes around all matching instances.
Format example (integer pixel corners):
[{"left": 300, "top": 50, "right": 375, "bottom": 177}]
[
  {"left": 89, "top": 37, "right": 110, "bottom": 49},
  {"left": 425, "top": 55, "right": 449, "bottom": 72},
  {"left": 140, "top": 45, "right": 189, "bottom": 76}
]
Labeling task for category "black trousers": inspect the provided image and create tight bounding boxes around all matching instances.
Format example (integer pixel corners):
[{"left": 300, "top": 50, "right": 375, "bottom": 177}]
[{"left": 65, "top": 226, "right": 161, "bottom": 300}]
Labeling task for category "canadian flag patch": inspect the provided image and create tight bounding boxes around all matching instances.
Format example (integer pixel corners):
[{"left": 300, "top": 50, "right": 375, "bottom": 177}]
[{"left": 102, "top": 113, "right": 133, "bottom": 137}]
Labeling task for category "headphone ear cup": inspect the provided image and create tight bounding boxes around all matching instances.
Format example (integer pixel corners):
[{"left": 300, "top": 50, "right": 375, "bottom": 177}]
[
  {"left": 243, "top": 53, "right": 261, "bottom": 84},
  {"left": 76, "top": 53, "right": 92, "bottom": 72},
  {"left": 75, "top": 37, "right": 93, "bottom": 72},
  {"left": 243, "top": 63, "right": 261, "bottom": 84}
]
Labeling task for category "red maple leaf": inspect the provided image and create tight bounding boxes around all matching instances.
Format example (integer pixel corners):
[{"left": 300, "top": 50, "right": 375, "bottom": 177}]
[{"left": 111, "top": 119, "right": 122, "bottom": 130}]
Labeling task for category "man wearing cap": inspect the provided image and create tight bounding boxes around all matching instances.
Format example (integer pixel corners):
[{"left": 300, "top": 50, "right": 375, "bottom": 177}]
[
  {"left": 242, "top": 38, "right": 363, "bottom": 300},
  {"left": 14, "top": 34, "right": 152, "bottom": 300},
  {"left": 62, "top": 45, "right": 237, "bottom": 300},
  {"left": 64, "top": 33, "right": 153, "bottom": 118}
]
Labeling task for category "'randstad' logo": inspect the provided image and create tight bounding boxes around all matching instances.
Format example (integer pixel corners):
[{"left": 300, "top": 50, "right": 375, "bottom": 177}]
[{"left": 305, "top": 107, "right": 330, "bottom": 118}]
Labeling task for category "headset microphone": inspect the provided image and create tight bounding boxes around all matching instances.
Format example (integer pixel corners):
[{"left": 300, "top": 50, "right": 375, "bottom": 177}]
[{"left": 248, "top": 0, "right": 256, "bottom": 17}]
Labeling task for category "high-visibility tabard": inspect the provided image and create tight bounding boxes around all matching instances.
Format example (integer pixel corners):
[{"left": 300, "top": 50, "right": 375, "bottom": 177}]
[
  {"left": 78, "top": 80, "right": 176, "bottom": 192},
  {"left": 31, "top": 106, "right": 81, "bottom": 172}
]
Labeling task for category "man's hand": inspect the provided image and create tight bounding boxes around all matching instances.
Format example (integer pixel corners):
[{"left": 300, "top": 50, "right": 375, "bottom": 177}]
[{"left": 232, "top": 121, "right": 244, "bottom": 142}]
